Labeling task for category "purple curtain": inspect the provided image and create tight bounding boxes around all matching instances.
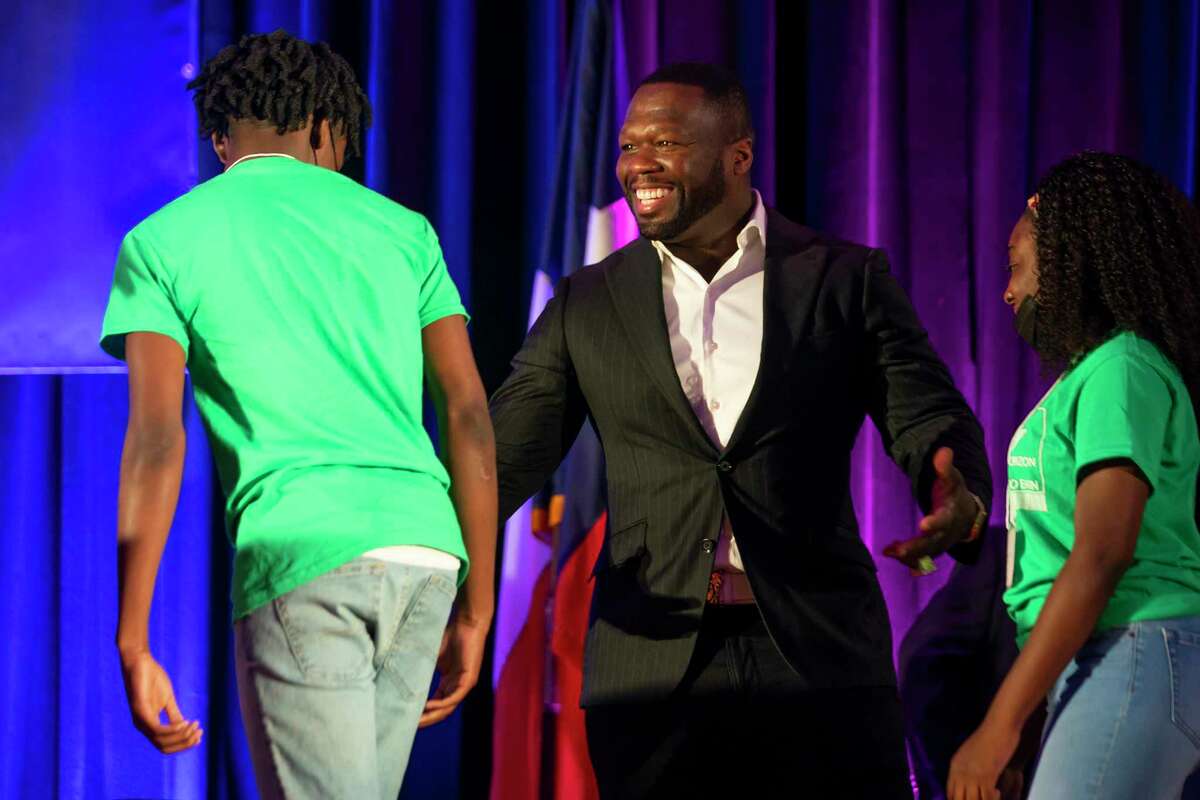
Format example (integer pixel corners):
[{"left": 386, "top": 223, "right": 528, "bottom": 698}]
[{"left": 805, "top": 0, "right": 1200, "bottom": 643}]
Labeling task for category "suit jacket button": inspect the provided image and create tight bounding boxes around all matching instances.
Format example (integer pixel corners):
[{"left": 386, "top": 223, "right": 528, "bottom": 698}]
[
  {"left": 716, "top": 460, "right": 733, "bottom": 473},
  {"left": 701, "top": 538, "right": 716, "bottom": 553}
]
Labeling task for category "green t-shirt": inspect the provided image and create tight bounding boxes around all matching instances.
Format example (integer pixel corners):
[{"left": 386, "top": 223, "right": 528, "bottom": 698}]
[
  {"left": 101, "top": 155, "right": 469, "bottom": 618},
  {"left": 1004, "top": 331, "right": 1200, "bottom": 645}
]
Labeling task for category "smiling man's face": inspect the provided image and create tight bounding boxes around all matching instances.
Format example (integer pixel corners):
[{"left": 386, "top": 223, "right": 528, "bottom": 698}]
[{"left": 615, "top": 82, "right": 731, "bottom": 242}]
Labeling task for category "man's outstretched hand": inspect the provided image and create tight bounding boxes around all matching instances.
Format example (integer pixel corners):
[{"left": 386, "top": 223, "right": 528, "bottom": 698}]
[{"left": 883, "top": 447, "right": 981, "bottom": 573}]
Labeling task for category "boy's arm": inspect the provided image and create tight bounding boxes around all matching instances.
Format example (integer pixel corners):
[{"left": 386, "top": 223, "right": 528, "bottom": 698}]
[
  {"left": 418, "top": 315, "right": 498, "bottom": 727},
  {"left": 116, "top": 331, "right": 202, "bottom": 753}
]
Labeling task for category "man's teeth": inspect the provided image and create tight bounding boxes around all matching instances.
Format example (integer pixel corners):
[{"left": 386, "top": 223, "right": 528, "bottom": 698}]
[{"left": 636, "top": 187, "right": 672, "bottom": 200}]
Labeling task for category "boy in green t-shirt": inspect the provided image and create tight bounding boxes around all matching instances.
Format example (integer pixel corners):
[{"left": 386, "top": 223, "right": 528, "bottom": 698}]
[{"left": 102, "top": 31, "right": 497, "bottom": 798}]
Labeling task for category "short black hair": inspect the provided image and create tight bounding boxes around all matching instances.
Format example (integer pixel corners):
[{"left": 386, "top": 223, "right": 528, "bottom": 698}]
[
  {"left": 637, "top": 62, "right": 754, "bottom": 144},
  {"left": 1032, "top": 151, "right": 1200, "bottom": 400},
  {"left": 187, "top": 29, "right": 372, "bottom": 157}
]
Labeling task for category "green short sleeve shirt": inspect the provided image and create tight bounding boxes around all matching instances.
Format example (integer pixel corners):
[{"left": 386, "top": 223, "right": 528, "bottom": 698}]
[
  {"left": 101, "top": 156, "right": 469, "bottom": 617},
  {"left": 1004, "top": 332, "right": 1200, "bottom": 645}
]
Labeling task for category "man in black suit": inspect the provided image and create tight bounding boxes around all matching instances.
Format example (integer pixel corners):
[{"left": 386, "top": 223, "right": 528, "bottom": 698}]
[{"left": 489, "top": 63, "right": 992, "bottom": 799}]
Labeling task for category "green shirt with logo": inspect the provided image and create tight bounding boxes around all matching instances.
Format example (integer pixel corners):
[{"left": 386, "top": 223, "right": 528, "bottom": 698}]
[
  {"left": 101, "top": 156, "right": 469, "bottom": 618},
  {"left": 1004, "top": 331, "right": 1200, "bottom": 646}
]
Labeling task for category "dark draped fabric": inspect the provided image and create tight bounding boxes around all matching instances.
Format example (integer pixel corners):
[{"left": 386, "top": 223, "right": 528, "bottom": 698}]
[{"left": 3, "top": 2, "right": 1199, "bottom": 797}]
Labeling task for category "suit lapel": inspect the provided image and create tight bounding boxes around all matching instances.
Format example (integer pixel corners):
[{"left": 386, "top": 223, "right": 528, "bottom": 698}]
[
  {"left": 604, "top": 239, "right": 719, "bottom": 454},
  {"left": 723, "top": 210, "right": 822, "bottom": 457}
]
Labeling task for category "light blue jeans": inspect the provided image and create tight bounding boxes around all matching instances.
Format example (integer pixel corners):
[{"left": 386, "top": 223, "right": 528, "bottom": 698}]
[
  {"left": 234, "top": 557, "right": 456, "bottom": 799},
  {"left": 1028, "top": 616, "right": 1200, "bottom": 799}
]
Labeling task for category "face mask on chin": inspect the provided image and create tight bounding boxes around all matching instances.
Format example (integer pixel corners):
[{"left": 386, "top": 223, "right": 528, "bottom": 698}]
[{"left": 1015, "top": 295, "right": 1040, "bottom": 351}]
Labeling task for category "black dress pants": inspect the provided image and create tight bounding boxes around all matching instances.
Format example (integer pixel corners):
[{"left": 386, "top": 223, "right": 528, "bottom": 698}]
[{"left": 584, "top": 604, "right": 912, "bottom": 799}]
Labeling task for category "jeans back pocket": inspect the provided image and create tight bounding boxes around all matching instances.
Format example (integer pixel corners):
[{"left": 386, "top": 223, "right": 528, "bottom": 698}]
[
  {"left": 1163, "top": 625, "right": 1200, "bottom": 749},
  {"left": 274, "top": 562, "right": 387, "bottom": 684}
]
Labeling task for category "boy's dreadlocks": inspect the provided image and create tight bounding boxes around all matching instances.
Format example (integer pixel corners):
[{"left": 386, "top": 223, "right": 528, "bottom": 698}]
[{"left": 187, "top": 29, "right": 372, "bottom": 157}]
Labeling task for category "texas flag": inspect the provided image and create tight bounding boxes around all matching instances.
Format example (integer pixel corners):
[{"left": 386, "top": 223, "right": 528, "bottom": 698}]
[{"left": 489, "top": 1, "right": 639, "bottom": 798}]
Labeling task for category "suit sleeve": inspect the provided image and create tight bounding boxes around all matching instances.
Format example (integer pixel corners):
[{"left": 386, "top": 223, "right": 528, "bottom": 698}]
[
  {"left": 489, "top": 277, "right": 589, "bottom": 522},
  {"left": 861, "top": 248, "right": 993, "bottom": 559}
]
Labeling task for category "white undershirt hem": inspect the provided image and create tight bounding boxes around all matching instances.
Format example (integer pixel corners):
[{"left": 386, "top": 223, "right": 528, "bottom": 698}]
[{"left": 362, "top": 545, "right": 460, "bottom": 572}]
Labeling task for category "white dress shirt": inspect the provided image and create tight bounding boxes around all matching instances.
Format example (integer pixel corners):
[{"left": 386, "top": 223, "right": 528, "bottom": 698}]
[{"left": 651, "top": 191, "right": 766, "bottom": 604}]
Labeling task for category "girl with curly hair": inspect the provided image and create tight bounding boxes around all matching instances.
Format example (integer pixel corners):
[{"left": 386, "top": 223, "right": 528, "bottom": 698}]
[{"left": 949, "top": 152, "right": 1200, "bottom": 799}]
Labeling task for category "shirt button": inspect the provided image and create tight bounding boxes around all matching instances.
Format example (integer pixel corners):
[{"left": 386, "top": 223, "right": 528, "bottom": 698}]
[
  {"left": 686, "top": 375, "right": 699, "bottom": 387},
  {"left": 716, "top": 460, "right": 733, "bottom": 473},
  {"left": 706, "top": 341, "right": 719, "bottom": 353},
  {"left": 701, "top": 538, "right": 716, "bottom": 553},
  {"left": 710, "top": 399, "right": 721, "bottom": 410}
]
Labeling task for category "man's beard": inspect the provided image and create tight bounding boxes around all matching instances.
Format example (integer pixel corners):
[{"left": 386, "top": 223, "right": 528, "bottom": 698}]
[{"left": 632, "top": 158, "right": 727, "bottom": 241}]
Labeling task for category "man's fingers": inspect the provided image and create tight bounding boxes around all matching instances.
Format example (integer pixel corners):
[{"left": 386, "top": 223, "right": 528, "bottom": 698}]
[
  {"left": 932, "top": 448, "right": 966, "bottom": 501},
  {"left": 918, "top": 504, "right": 957, "bottom": 534},
  {"left": 933, "top": 446, "right": 956, "bottom": 478},
  {"left": 884, "top": 531, "right": 948, "bottom": 563},
  {"left": 893, "top": 504, "right": 961, "bottom": 559}
]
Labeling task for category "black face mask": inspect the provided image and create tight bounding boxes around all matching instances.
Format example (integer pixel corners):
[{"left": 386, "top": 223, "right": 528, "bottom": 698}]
[{"left": 1015, "top": 295, "right": 1040, "bottom": 350}]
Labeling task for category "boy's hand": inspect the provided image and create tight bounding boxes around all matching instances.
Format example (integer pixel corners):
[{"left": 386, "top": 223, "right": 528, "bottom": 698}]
[{"left": 120, "top": 650, "right": 203, "bottom": 754}]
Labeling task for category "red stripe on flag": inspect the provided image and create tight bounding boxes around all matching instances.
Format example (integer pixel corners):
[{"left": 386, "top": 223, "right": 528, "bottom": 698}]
[
  {"left": 490, "top": 565, "right": 551, "bottom": 800},
  {"left": 548, "top": 511, "right": 607, "bottom": 800},
  {"left": 491, "top": 513, "right": 607, "bottom": 799}
]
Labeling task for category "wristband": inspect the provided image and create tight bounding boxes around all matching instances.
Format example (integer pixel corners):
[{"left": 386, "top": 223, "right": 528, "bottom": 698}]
[{"left": 963, "top": 492, "right": 988, "bottom": 543}]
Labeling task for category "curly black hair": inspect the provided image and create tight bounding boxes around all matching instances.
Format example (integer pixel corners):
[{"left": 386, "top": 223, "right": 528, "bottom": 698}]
[
  {"left": 186, "top": 29, "right": 372, "bottom": 157},
  {"left": 1031, "top": 151, "right": 1200, "bottom": 399}
]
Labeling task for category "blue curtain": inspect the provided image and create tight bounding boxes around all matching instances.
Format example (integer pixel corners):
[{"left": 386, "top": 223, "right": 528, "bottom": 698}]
[
  {"left": 0, "top": 0, "right": 195, "bottom": 371},
  {"left": 1, "top": 1, "right": 563, "bottom": 797},
  {"left": 0, "top": 375, "right": 241, "bottom": 798}
]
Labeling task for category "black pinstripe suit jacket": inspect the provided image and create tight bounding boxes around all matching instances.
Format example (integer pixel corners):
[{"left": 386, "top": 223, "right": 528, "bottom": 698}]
[{"left": 489, "top": 208, "right": 992, "bottom": 707}]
